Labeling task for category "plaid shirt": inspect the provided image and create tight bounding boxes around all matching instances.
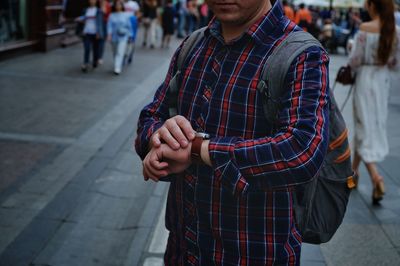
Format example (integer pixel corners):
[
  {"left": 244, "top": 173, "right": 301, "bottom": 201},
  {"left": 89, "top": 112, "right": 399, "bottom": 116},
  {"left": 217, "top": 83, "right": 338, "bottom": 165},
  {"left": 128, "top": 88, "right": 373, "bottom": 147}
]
[{"left": 135, "top": 2, "right": 329, "bottom": 265}]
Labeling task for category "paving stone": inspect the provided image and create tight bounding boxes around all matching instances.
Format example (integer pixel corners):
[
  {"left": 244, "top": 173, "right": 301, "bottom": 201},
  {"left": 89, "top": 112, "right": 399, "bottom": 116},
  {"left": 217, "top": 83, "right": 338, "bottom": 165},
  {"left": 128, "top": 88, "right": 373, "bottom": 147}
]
[
  {"left": 321, "top": 224, "right": 400, "bottom": 266},
  {"left": 382, "top": 224, "right": 400, "bottom": 248},
  {"left": 0, "top": 140, "right": 59, "bottom": 193},
  {"left": 109, "top": 151, "right": 140, "bottom": 175},
  {"left": 379, "top": 156, "right": 400, "bottom": 185},
  {"left": 93, "top": 170, "right": 138, "bottom": 199},
  {"left": 0, "top": 208, "right": 37, "bottom": 252},
  {"left": 0, "top": 77, "right": 128, "bottom": 139},
  {"left": 301, "top": 244, "right": 325, "bottom": 262},
  {"left": 341, "top": 191, "right": 378, "bottom": 224},
  {"left": 33, "top": 223, "right": 136, "bottom": 266},
  {"left": 373, "top": 208, "right": 400, "bottom": 223},
  {"left": 1, "top": 193, "right": 41, "bottom": 210}
]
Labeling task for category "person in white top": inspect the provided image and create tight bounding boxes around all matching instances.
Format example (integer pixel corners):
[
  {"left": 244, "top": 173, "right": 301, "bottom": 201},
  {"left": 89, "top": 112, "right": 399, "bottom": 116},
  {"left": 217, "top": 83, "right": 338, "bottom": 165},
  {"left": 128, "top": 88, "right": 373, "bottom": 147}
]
[
  {"left": 76, "top": 0, "right": 104, "bottom": 72},
  {"left": 348, "top": 0, "right": 400, "bottom": 205}
]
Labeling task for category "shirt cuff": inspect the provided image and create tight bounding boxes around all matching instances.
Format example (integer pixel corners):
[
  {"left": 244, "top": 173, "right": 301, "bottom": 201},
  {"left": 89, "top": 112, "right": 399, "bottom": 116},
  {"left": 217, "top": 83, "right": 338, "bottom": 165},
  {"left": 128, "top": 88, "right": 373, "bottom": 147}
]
[
  {"left": 146, "top": 121, "right": 163, "bottom": 149},
  {"left": 209, "top": 137, "right": 249, "bottom": 196},
  {"left": 136, "top": 121, "right": 163, "bottom": 160}
]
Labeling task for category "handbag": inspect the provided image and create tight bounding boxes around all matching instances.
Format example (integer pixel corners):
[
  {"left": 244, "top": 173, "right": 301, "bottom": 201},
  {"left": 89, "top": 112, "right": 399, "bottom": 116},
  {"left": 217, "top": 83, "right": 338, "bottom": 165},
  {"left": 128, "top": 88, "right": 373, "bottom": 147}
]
[
  {"left": 75, "top": 21, "right": 84, "bottom": 38},
  {"left": 336, "top": 65, "right": 355, "bottom": 85},
  {"left": 117, "top": 26, "right": 129, "bottom": 37},
  {"left": 333, "top": 65, "right": 355, "bottom": 112}
]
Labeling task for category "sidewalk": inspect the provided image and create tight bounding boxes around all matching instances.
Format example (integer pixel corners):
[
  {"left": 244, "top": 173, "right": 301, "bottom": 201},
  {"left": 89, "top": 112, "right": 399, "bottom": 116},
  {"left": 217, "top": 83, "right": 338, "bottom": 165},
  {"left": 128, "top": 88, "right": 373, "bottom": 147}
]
[
  {"left": 0, "top": 29, "right": 178, "bottom": 266},
  {"left": 0, "top": 34, "right": 399, "bottom": 265}
]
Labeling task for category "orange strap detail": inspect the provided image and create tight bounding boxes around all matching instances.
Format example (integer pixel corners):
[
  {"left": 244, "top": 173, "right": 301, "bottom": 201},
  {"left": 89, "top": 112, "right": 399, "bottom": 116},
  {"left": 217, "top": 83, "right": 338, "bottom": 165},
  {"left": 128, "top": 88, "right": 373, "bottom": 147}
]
[
  {"left": 329, "top": 128, "right": 348, "bottom": 150},
  {"left": 334, "top": 146, "right": 351, "bottom": 163},
  {"left": 347, "top": 176, "right": 356, "bottom": 189}
]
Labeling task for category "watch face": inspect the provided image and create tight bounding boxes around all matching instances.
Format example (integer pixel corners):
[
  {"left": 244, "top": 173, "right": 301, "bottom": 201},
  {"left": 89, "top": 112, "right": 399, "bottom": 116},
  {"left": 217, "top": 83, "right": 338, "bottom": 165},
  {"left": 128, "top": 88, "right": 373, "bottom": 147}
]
[{"left": 195, "top": 132, "right": 210, "bottom": 139}]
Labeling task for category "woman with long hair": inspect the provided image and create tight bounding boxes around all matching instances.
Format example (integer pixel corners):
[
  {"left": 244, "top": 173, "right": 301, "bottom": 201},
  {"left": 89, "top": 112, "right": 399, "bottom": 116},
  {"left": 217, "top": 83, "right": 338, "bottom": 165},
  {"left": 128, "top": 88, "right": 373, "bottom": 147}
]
[
  {"left": 348, "top": 0, "right": 399, "bottom": 204},
  {"left": 107, "top": 0, "right": 131, "bottom": 74}
]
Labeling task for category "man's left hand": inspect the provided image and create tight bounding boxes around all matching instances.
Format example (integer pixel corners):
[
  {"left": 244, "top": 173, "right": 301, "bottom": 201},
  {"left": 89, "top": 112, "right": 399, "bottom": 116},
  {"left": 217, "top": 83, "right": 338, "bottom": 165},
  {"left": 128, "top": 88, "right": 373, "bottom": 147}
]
[{"left": 143, "top": 143, "right": 192, "bottom": 182}]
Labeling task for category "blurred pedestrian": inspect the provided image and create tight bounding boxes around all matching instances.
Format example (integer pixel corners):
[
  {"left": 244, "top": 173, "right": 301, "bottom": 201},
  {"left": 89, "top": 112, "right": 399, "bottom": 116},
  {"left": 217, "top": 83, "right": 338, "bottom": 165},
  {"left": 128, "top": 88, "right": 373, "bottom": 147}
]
[
  {"left": 77, "top": 0, "right": 105, "bottom": 72},
  {"left": 282, "top": 0, "right": 294, "bottom": 21},
  {"left": 199, "top": 2, "right": 210, "bottom": 27},
  {"left": 320, "top": 7, "right": 332, "bottom": 20},
  {"left": 98, "top": 0, "right": 112, "bottom": 65},
  {"left": 320, "top": 18, "right": 333, "bottom": 50},
  {"left": 348, "top": 0, "right": 400, "bottom": 205},
  {"left": 125, "top": 9, "right": 138, "bottom": 64},
  {"left": 176, "top": 0, "right": 188, "bottom": 38},
  {"left": 295, "top": 3, "right": 312, "bottom": 31},
  {"left": 124, "top": 0, "right": 140, "bottom": 64},
  {"left": 161, "top": 0, "right": 175, "bottom": 48},
  {"left": 395, "top": 3, "right": 400, "bottom": 26},
  {"left": 142, "top": 0, "right": 159, "bottom": 48},
  {"left": 107, "top": 0, "right": 132, "bottom": 74},
  {"left": 187, "top": 0, "right": 199, "bottom": 33}
]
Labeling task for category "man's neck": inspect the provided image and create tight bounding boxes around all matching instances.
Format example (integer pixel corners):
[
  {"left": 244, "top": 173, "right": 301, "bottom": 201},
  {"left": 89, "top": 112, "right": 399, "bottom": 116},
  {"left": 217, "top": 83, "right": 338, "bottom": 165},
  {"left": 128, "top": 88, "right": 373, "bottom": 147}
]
[{"left": 221, "top": 1, "right": 272, "bottom": 43}]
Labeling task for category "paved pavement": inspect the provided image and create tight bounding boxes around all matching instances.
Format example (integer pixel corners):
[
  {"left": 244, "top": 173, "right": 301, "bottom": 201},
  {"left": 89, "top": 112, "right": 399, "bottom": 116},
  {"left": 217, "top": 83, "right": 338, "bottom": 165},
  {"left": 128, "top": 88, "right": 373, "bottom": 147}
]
[{"left": 0, "top": 30, "right": 399, "bottom": 266}]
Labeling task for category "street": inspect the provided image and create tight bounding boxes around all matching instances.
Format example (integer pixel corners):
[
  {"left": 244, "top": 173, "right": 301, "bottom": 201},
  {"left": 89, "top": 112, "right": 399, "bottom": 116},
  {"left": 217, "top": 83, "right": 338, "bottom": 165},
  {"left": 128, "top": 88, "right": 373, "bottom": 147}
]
[{"left": 0, "top": 31, "right": 399, "bottom": 266}]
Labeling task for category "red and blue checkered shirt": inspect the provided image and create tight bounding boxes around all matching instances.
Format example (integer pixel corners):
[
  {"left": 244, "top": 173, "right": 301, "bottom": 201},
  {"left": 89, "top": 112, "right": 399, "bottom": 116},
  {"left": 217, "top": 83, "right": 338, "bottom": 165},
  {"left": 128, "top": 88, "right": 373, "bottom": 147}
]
[{"left": 136, "top": 2, "right": 330, "bottom": 265}]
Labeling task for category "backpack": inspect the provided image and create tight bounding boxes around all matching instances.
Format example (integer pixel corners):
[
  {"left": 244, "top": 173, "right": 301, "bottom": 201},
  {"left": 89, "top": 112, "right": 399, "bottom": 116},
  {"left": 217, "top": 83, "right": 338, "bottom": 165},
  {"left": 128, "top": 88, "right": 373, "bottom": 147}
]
[{"left": 167, "top": 28, "right": 356, "bottom": 244}]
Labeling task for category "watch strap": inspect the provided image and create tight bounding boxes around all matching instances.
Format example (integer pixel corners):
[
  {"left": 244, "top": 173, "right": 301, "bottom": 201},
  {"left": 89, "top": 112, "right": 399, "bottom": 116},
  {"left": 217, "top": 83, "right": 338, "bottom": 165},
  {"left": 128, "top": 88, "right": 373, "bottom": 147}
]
[{"left": 191, "top": 136, "right": 203, "bottom": 163}]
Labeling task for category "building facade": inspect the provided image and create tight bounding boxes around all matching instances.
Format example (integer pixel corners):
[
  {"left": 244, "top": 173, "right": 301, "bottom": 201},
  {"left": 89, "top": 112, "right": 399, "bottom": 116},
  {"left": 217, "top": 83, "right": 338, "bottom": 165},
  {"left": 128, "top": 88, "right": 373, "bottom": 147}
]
[{"left": 0, "top": 0, "right": 82, "bottom": 58}]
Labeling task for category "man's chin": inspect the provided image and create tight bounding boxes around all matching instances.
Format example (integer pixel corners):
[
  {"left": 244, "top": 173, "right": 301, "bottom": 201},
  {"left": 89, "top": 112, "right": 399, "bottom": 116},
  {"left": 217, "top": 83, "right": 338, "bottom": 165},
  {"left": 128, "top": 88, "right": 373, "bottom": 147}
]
[{"left": 215, "top": 14, "right": 244, "bottom": 25}]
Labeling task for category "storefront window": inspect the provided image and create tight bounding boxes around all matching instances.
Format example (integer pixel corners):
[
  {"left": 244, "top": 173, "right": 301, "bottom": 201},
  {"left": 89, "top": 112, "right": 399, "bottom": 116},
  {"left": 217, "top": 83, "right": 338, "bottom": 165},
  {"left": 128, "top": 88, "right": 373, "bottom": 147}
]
[{"left": 0, "top": 0, "right": 28, "bottom": 46}]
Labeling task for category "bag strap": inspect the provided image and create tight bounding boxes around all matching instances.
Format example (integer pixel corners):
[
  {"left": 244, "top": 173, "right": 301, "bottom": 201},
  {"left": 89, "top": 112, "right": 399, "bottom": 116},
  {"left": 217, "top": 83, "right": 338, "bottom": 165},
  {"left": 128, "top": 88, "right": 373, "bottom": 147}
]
[
  {"left": 258, "top": 31, "right": 324, "bottom": 130},
  {"left": 168, "top": 27, "right": 207, "bottom": 117}
]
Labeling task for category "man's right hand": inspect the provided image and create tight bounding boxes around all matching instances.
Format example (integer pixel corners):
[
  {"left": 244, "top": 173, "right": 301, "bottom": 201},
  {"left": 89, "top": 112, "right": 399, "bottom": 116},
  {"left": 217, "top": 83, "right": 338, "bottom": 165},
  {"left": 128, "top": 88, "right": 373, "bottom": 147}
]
[{"left": 150, "top": 115, "right": 196, "bottom": 151}]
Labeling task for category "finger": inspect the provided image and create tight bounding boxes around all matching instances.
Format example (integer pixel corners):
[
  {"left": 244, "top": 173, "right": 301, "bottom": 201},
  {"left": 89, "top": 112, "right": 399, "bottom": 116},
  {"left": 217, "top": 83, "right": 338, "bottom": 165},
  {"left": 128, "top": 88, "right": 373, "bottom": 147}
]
[
  {"left": 144, "top": 166, "right": 160, "bottom": 182},
  {"left": 145, "top": 153, "right": 168, "bottom": 180},
  {"left": 143, "top": 155, "right": 151, "bottom": 181},
  {"left": 166, "top": 119, "right": 190, "bottom": 148},
  {"left": 149, "top": 157, "right": 169, "bottom": 170},
  {"left": 151, "top": 132, "right": 161, "bottom": 148},
  {"left": 143, "top": 163, "right": 149, "bottom": 181},
  {"left": 159, "top": 127, "right": 180, "bottom": 150},
  {"left": 146, "top": 164, "right": 168, "bottom": 181},
  {"left": 175, "top": 116, "right": 196, "bottom": 141},
  {"left": 149, "top": 151, "right": 169, "bottom": 170}
]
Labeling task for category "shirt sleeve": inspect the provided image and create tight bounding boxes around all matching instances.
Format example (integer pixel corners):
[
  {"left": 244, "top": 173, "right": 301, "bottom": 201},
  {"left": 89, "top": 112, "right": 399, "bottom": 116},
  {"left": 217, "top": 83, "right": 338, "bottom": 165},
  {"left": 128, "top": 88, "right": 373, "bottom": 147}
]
[
  {"left": 208, "top": 46, "right": 330, "bottom": 196},
  {"left": 135, "top": 46, "right": 182, "bottom": 160},
  {"left": 348, "top": 31, "right": 366, "bottom": 70}
]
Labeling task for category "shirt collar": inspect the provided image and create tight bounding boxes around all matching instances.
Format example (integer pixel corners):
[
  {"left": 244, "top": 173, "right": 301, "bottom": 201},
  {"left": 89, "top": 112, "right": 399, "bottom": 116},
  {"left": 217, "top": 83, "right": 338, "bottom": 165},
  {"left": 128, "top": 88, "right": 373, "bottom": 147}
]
[{"left": 207, "top": 0, "right": 286, "bottom": 45}]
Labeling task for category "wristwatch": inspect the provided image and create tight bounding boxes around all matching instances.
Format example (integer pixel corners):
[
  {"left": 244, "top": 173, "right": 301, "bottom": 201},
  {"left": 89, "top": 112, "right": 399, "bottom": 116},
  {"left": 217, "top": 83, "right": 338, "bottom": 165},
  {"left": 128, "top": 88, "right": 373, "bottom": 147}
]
[{"left": 191, "top": 132, "right": 210, "bottom": 163}]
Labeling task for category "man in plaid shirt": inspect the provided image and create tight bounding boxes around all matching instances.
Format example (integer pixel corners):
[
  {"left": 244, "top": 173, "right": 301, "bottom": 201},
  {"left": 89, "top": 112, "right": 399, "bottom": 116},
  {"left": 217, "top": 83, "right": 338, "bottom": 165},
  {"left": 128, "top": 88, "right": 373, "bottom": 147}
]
[{"left": 135, "top": 0, "right": 330, "bottom": 265}]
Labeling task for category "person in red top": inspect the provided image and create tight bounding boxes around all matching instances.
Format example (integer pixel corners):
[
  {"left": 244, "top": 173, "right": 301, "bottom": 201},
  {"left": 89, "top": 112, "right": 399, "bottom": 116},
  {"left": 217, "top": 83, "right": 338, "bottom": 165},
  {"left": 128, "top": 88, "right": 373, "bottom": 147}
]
[
  {"left": 295, "top": 3, "right": 312, "bottom": 31},
  {"left": 98, "top": 0, "right": 111, "bottom": 65},
  {"left": 283, "top": 0, "right": 294, "bottom": 21}
]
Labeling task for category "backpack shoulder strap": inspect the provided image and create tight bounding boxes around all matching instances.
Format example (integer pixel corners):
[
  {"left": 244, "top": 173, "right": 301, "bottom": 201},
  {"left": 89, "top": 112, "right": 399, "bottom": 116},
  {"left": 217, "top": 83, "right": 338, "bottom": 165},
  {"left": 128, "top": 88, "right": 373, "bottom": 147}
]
[
  {"left": 176, "top": 27, "right": 207, "bottom": 72},
  {"left": 168, "top": 27, "right": 207, "bottom": 117},
  {"left": 258, "top": 31, "right": 324, "bottom": 128}
]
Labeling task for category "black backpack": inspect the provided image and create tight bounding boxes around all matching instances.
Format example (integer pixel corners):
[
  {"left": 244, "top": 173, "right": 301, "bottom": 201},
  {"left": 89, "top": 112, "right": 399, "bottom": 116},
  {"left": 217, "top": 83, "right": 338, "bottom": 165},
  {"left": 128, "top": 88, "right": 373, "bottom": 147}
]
[{"left": 167, "top": 28, "right": 356, "bottom": 244}]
